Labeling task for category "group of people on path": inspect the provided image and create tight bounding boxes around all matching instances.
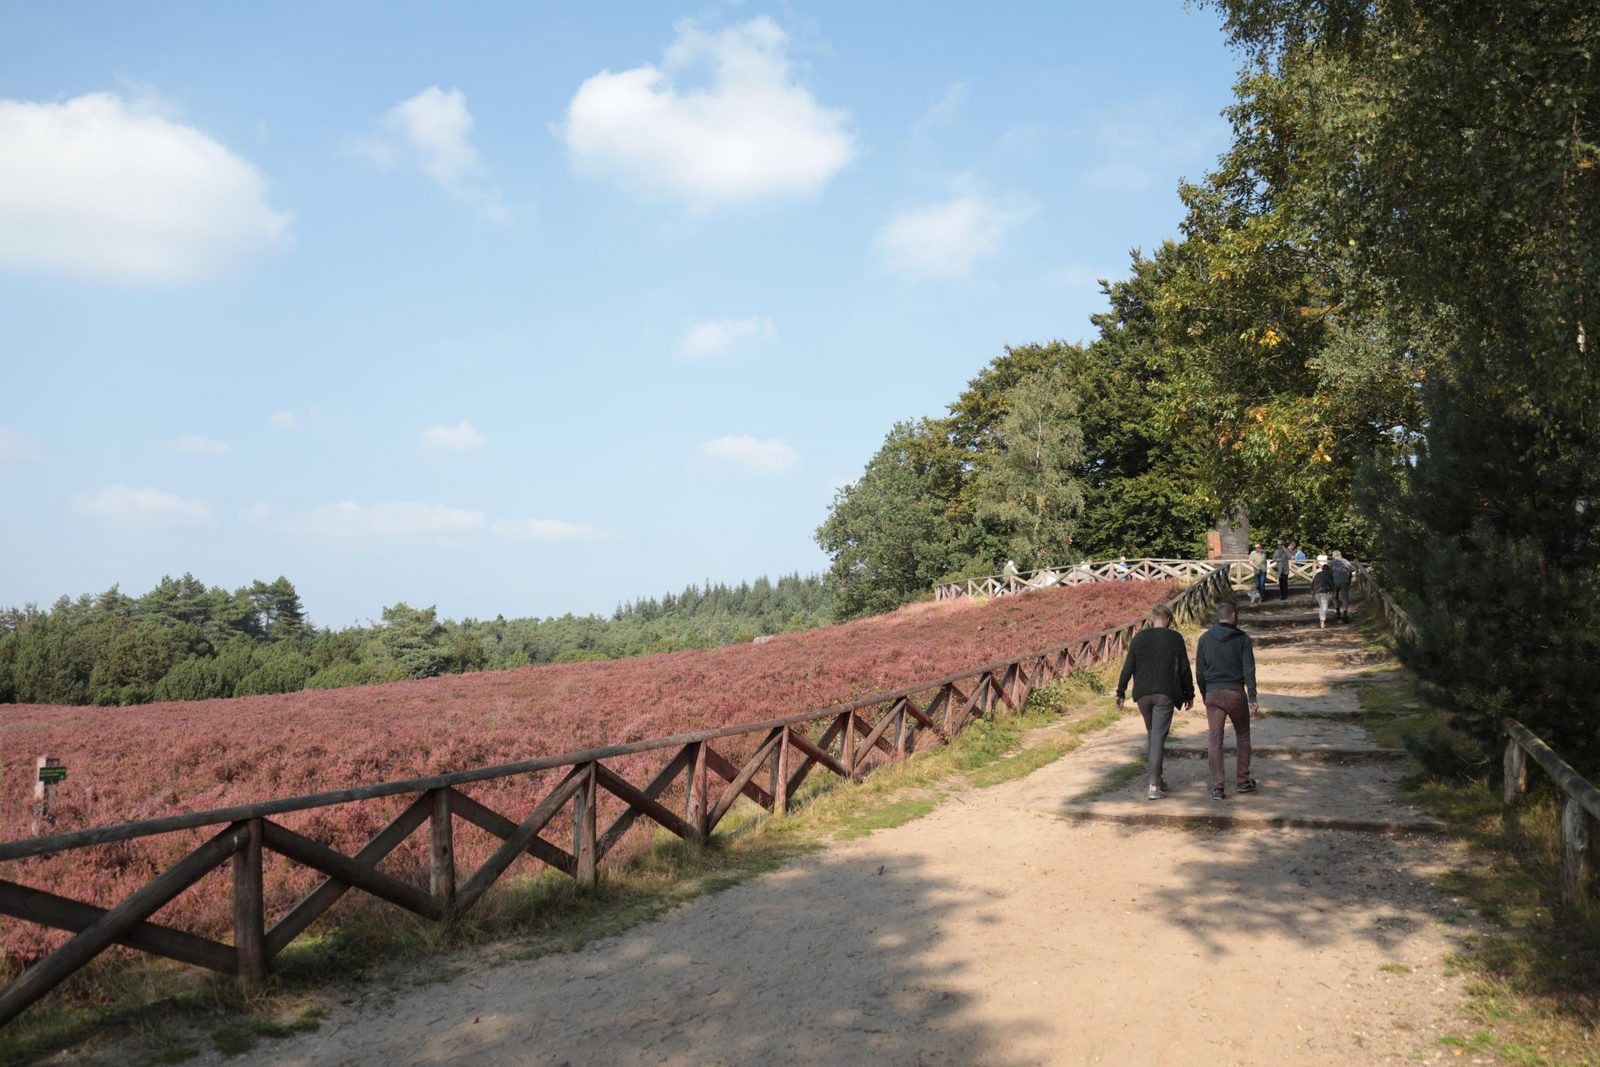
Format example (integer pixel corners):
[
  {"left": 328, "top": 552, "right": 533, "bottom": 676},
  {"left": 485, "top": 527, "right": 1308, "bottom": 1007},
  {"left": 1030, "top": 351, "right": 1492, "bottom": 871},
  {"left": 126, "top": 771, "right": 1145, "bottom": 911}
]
[
  {"left": 1114, "top": 600, "right": 1259, "bottom": 801},
  {"left": 1248, "top": 541, "right": 1355, "bottom": 628}
]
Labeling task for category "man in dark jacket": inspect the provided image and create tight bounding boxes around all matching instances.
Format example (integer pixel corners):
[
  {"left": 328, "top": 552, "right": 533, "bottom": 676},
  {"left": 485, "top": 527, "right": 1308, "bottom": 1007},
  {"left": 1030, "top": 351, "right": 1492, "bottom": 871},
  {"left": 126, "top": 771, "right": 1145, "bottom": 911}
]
[
  {"left": 1194, "top": 600, "right": 1259, "bottom": 799},
  {"left": 1327, "top": 549, "right": 1354, "bottom": 623},
  {"left": 1116, "top": 604, "right": 1194, "bottom": 800}
]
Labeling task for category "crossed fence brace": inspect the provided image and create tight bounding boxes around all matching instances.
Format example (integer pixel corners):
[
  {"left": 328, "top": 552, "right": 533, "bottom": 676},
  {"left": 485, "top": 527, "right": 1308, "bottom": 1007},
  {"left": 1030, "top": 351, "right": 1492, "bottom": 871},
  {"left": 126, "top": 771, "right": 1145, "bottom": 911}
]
[{"left": 0, "top": 566, "right": 1231, "bottom": 1027}]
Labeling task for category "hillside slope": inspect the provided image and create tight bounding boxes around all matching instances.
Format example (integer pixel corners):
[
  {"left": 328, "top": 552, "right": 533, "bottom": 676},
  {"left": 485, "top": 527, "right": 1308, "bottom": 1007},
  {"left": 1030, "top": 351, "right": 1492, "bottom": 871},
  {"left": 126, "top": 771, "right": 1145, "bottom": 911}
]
[{"left": 1, "top": 581, "right": 1174, "bottom": 963}]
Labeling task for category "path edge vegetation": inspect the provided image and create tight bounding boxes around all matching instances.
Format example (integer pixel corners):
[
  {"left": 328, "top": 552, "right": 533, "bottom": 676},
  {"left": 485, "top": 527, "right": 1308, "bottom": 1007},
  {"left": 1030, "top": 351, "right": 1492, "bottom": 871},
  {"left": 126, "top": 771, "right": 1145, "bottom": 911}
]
[
  {"left": 0, "top": 660, "right": 1124, "bottom": 1066},
  {"left": 1354, "top": 611, "right": 1600, "bottom": 1065}
]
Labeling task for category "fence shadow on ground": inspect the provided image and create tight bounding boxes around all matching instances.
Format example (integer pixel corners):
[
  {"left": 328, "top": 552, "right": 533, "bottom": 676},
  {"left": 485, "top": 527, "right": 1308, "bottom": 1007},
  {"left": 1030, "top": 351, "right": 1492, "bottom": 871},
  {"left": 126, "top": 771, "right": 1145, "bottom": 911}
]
[{"left": 190, "top": 847, "right": 1043, "bottom": 1067}]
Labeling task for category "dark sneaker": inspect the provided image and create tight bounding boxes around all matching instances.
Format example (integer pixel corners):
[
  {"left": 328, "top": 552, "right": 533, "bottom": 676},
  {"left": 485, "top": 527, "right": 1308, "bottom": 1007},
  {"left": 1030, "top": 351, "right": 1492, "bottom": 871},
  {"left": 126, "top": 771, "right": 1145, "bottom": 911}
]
[
  {"left": 1159, "top": 778, "right": 1169, "bottom": 793},
  {"left": 1210, "top": 786, "right": 1226, "bottom": 801},
  {"left": 1237, "top": 778, "right": 1258, "bottom": 793},
  {"left": 1146, "top": 787, "right": 1167, "bottom": 800}
]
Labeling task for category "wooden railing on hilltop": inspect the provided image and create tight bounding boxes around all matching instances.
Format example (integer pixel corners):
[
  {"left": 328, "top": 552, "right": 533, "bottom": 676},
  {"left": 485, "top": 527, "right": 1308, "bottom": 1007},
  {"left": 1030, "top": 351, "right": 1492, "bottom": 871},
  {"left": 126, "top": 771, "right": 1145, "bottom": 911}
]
[
  {"left": 935, "top": 557, "right": 1323, "bottom": 599},
  {"left": 0, "top": 568, "right": 1233, "bottom": 1026}
]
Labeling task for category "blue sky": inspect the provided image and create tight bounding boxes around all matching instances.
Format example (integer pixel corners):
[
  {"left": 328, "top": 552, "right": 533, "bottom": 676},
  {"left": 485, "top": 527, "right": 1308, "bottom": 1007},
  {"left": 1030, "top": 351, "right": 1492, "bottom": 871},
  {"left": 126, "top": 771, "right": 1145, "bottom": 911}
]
[{"left": 0, "top": 2, "right": 1241, "bottom": 626}]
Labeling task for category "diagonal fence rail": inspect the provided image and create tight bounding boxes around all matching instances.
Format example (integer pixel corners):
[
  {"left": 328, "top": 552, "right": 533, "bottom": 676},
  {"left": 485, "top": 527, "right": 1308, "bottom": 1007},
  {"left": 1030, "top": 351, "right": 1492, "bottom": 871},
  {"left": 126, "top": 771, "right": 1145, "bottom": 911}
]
[{"left": 0, "top": 568, "right": 1233, "bottom": 1026}]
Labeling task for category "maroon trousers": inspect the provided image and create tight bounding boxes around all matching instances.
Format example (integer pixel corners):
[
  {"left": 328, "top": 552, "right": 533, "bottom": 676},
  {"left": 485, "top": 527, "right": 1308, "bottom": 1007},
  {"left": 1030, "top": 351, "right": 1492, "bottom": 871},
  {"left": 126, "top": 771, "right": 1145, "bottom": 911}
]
[{"left": 1204, "top": 688, "right": 1252, "bottom": 789}]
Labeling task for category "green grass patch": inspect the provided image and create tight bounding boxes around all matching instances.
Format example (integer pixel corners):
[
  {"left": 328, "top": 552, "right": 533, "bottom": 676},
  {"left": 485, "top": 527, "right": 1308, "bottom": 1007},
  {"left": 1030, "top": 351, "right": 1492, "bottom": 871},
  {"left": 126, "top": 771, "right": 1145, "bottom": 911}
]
[
  {"left": 1379, "top": 962, "right": 1414, "bottom": 974},
  {"left": 210, "top": 1008, "right": 324, "bottom": 1057},
  {"left": 1397, "top": 766, "right": 1600, "bottom": 1064},
  {"left": 968, "top": 706, "right": 1122, "bottom": 788},
  {"left": 1329, "top": 599, "right": 1600, "bottom": 1064}
]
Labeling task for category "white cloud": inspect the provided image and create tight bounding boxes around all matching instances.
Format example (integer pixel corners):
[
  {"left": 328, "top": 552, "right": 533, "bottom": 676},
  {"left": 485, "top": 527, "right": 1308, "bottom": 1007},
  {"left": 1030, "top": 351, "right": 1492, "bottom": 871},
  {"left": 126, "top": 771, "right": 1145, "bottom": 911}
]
[
  {"left": 359, "top": 87, "right": 509, "bottom": 223},
  {"left": 1049, "top": 265, "right": 1114, "bottom": 292},
  {"left": 874, "top": 193, "right": 1033, "bottom": 280},
  {"left": 0, "top": 93, "right": 292, "bottom": 284},
  {"left": 419, "top": 421, "right": 485, "bottom": 454},
  {"left": 284, "top": 501, "right": 487, "bottom": 540},
  {"left": 699, "top": 434, "right": 799, "bottom": 475},
  {"left": 679, "top": 315, "right": 776, "bottom": 360},
  {"left": 0, "top": 428, "right": 40, "bottom": 464},
  {"left": 492, "top": 518, "right": 609, "bottom": 542},
  {"left": 169, "top": 434, "right": 233, "bottom": 458},
  {"left": 269, "top": 410, "right": 298, "bottom": 431},
  {"left": 913, "top": 80, "right": 970, "bottom": 140},
  {"left": 74, "top": 485, "right": 213, "bottom": 525},
  {"left": 1080, "top": 103, "right": 1225, "bottom": 193},
  {"left": 560, "top": 17, "right": 856, "bottom": 207}
]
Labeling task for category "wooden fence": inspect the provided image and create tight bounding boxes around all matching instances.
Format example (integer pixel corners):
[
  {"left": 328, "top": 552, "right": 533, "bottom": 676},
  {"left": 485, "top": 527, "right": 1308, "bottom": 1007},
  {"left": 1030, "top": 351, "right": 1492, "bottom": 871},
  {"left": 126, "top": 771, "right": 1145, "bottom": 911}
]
[
  {"left": 934, "top": 557, "right": 1323, "bottom": 600},
  {"left": 1502, "top": 720, "right": 1599, "bottom": 907},
  {"left": 1351, "top": 563, "right": 1419, "bottom": 643},
  {"left": 1349, "top": 564, "right": 1594, "bottom": 909},
  {"left": 0, "top": 568, "right": 1233, "bottom": 1026}
]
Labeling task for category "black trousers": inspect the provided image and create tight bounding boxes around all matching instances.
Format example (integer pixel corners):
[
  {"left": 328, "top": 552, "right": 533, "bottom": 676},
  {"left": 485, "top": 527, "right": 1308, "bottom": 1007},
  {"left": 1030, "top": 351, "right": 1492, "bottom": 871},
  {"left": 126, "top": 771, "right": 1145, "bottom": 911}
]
[{"left": 1278, "top": 569, "right": 1290, "bottom": 599}]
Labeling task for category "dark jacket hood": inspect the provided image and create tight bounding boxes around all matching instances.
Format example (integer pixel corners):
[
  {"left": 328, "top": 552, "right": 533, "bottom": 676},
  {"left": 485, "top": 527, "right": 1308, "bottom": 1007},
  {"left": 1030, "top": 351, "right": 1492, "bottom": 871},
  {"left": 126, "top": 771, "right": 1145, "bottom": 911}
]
[{"left": 1208, "top": 622, "right": 1246, "bottom": 643}]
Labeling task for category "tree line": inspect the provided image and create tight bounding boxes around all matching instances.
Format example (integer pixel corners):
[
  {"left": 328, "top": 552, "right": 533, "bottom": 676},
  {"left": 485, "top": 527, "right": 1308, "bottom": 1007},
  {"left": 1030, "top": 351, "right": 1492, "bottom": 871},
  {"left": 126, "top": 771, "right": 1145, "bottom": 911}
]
[
  {"left": 818, "top": 0, "right": 1598, "bottom": 766},
  {"left": 0, "top": 572, "right": 830, "bottom": 707}
]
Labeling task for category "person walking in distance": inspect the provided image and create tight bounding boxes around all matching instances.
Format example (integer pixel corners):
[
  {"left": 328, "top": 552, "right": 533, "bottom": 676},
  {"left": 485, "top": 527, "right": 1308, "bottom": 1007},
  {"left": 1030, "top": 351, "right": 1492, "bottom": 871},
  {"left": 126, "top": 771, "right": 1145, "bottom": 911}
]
[
  {"left": 1328, "top": 549, "right": 1354, "bottom": 623},
  {"left": 1310, "top": 555, "right": 1334, "bottom": 629},
  {"left": 1115, "top": 604, "right": 1195, "bottom": 800},
  {"left": 1248, "top": 542, "right": 1268, "bottom": 605},
  {"left": 1195, "top": 601, "right": 1259, "bottom": 799},
  {"left": 1273, "top": 540, "right": 1293, "bottom": 601}
]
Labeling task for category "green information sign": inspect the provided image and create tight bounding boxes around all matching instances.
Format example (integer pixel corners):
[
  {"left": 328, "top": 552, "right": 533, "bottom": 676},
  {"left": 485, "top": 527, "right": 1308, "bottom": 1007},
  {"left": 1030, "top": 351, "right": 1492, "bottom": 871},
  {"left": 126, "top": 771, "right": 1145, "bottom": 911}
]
[{"left": 37, "top": 765, "right": 67, "bottom": 784}]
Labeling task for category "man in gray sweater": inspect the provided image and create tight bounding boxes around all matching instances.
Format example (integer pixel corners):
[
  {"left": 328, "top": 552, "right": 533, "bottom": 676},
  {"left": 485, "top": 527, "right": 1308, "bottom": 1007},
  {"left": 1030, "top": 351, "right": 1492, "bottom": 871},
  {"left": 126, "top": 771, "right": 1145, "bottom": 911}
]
[
  {"left": 1195, "top": 600, "right": 1260, "bottom": 799},
  {"left": 1116, "top": 604, "right": 1195, "bottom": 800}
]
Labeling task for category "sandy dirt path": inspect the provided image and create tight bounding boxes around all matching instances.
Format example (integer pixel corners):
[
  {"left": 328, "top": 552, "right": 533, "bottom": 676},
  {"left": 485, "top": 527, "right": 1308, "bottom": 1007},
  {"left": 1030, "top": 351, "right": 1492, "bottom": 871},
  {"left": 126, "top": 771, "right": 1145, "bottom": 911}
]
[{"left": 181, "top": 593, "right": 1482, "bottom": 1067}]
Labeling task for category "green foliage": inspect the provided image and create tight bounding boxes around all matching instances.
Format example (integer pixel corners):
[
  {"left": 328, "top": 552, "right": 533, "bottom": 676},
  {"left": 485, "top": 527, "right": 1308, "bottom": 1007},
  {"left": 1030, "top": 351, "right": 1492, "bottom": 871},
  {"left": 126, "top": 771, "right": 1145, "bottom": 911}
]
[
  {"left": 971, "top": 366, "right": 1085, "bottom": 566},
  {"left": 152, "top": 657, "right": 232, "bottom": 703},
  {"left": 304, "top": 661, "right": 385, "bottom": 690},
  {"left": 815, "top": 421, "right": 972, "bottom": 618},
  {"left": 247, "top": 577, "right": 309, "bottom": 641},
  {"left": 233, "top": 649, "right": 316, "bottom": 697},
  {"left": 1206, "top": 0, "right": 1600, "bottom": 759},
  {"left": 87, "top": 621, "right": 180, "bottom": 706},
  {"left": 379, "top": 602, "right": 449, "bottom": 680},
  {"left": 816, "top": 332, "right": 1215, "bottom": 616}
]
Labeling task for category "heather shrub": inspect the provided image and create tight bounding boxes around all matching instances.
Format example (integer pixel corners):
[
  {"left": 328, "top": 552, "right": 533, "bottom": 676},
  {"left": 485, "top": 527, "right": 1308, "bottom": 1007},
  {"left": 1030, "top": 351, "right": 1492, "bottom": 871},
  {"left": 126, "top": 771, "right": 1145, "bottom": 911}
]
[{"left": 2, "top": 580, "right": 1177, "bottom": 965}]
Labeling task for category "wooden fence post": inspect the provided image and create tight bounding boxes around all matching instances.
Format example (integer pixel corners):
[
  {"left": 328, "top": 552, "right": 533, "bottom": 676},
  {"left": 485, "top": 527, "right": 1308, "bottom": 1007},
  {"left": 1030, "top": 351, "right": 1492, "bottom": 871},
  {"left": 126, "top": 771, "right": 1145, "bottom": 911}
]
[
  {"left": 1503, "top": 737, "right": 1527, "bottom": 829},
  {"left": 1561, "top": 798, "right": 1594, "bottom": 907},
  {"left": 429, "top": 788, "right": 455, "bottom": 910},
  {"left": 843, "top": 711, "right": 858, "bottom": 779},
  {"left": 774, "top": 727, "right": 791, "bottom": 816},
  {"left": 233, "top": 818, "right": 265, "bottom": 984},
  {"left": 685, "top": 742, "right": 708, "bottom": 840},
  {"left": 573, "top": 763, "right": 598, "bottom": 892}
]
